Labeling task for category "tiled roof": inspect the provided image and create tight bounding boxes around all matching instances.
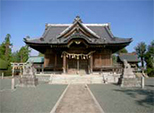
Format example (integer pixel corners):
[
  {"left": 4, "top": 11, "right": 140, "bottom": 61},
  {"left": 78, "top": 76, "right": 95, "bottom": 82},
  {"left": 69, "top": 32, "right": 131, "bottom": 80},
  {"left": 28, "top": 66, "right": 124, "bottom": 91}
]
[
  {"left": 27, "top": 57, "right": 44, "bottom": 63},
  {"left": 119, "top": 54, "right": 140, "bottom": 62},
  {"left": 25, "top": 16, "right": 132, "bottom": 45}
]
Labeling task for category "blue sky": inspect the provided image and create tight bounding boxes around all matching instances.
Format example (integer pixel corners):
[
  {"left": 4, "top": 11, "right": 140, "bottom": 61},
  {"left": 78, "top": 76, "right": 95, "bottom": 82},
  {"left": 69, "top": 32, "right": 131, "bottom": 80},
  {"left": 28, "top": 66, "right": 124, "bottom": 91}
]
[{"left": 0, "top": 0, "right": 153, "bottom": 56}]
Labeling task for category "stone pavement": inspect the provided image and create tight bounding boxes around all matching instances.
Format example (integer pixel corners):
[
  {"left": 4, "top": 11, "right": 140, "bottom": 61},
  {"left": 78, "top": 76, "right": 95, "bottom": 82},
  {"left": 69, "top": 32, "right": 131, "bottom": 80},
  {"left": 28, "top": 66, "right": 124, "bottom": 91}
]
[{"left": 54, "top": 84, "right": 103, "bottom": 113}]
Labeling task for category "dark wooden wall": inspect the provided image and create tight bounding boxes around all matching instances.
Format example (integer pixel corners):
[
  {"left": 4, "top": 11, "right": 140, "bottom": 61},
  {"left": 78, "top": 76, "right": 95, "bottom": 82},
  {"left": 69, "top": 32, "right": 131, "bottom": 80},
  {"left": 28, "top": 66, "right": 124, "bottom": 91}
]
[
  {"left": 93, "top": 49, "right": 112, "bottom": 68},
  {"left": 44, "top": 48, "right": 112, "bottom": 71},
  {"left": 44, "top": 49, "right": 63, "bottom": 69}
]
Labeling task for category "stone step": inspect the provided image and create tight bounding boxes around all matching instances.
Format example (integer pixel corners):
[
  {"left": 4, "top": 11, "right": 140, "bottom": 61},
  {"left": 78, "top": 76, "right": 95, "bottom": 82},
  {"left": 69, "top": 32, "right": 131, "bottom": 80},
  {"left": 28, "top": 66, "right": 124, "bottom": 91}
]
[
  {"left": 36, "top": 75, "right": 50, "bottom": 82},
  {"left": 49, "top": 76, "right": 104, "bottom": 84}
]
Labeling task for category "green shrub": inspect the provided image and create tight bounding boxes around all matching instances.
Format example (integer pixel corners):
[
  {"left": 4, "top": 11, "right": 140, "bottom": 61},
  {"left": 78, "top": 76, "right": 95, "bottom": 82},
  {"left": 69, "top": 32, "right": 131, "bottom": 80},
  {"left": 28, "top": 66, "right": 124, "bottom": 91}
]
[
  {"left": 146, "top": 68, "right": 154, "bottom": 77},
  {"left": 0, "top": 58, "right": 8, "bottom": 70}
]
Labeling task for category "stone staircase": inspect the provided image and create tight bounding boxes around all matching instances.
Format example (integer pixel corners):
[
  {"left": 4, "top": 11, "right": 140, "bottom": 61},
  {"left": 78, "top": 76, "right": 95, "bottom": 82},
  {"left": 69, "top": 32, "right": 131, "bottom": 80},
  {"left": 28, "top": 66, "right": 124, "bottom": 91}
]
[
  {"left": 49, "top": 73, "right": 121, "bottom": 84},
  {"left": 36, "top": 74, "right": 51, "bottom": 82},
  {"left": 49, "top": 74, "right": 103, "bottom": 84}
]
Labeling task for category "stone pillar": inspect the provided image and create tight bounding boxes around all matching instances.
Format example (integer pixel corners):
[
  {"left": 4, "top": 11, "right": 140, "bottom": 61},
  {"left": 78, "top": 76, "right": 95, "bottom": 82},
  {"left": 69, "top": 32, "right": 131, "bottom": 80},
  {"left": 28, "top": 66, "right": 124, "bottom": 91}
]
[
  {"left": 90, "top": 54, "right": 93, "bottom": 73},
  {"left": 63, "top": 54, "right": 66, "bottom": 74},
  {"left": 141, "top": 76, "right": 145, "bottom": 89},
  {"left": 11, "top": 78, "right": 15, "bottom": 90},
  {"left": 12, "top": 66, "right": 14, "bottom": 77},
  {"left": 2, "top": 72, "right": 4, "bottom": 79}
]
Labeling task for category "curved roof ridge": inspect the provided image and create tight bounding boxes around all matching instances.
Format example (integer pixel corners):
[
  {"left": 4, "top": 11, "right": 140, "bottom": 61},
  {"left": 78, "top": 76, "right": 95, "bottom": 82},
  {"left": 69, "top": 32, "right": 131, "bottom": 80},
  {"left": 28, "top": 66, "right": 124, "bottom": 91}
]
[
  {"left": 47, "top": 24, "right": 71, "bottom": 26},
  {"left": 82, "top": 24, "right": 100, "bottom": 38},
  {"left": 84, "top": 23, "right": 109, "bottom": 26},
  {"left": 46, "top": 23, "right": 109, "bottom": 27}
]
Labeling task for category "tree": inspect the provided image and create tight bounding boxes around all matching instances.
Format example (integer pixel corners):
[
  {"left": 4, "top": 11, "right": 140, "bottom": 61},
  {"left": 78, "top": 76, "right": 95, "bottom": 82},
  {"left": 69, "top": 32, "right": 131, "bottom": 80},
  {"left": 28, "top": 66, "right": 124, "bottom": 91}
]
[
  {"left": 11, "top": 51, "right": 20, "bottom": 62},
  {"left": 4, "top": 34, "right": 12, "bottom": 61},
  {"left": 0, "top": 58, "right": 9, "bottom": 70},
  {"left": 135, "top": 42, "right": 147, "bottom": 71},
  {"left": 145, "top": 40, "right": 154, "bottom": 76},
  {"left": 117, "top": 48, "right": 128, "bottom": 55},
  {"left": 112, "top": 54, "right": 117, "bottom": 64},
  {"left": 0, "top": 34, "right": 12, "bottom": 61},
  {"left": 18, "top": 45, "right": 31, "bottom": 62},
  {"left": 0, "top": 43, "right": 6, "bottom": 60},
  {"left": 0, "top": 34, "right": 13, "bottom": 76}
]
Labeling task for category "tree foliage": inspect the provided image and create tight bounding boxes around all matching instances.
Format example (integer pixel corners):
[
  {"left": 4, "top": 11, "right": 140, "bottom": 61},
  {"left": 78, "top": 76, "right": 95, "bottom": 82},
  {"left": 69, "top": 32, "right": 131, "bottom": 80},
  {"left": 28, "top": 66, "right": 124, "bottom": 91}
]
[
  {"left": 134, "top": 42, "right": 147, "bottom": 69},
  {"left": 18, "top": 45, "right": 31, "bottom": 62},
  {"left": 0, "top": 43, "right": 6, "bottom": 60},
  {"left": 0, "top": 58, "right": 8, "bottom": 70},
  {"left": 0, "top": 34, "right": 12, "bottom": 61},
  {"left": 11, "top": 51, "right": 20, "bottom": 62},
  {"left": 112, "top": 54, "right": 117, "bottom": 64},
  {"left": 144, "top": 40, "right": 154, "bottom": 77},
  {"left": 0, "top": 34, "right": 12, "bottom": 76}
]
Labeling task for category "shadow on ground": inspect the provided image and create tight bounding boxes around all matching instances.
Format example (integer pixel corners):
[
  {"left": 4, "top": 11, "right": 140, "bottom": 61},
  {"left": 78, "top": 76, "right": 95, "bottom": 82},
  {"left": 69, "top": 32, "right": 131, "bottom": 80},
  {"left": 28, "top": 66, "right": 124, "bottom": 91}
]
[{"left": 113, "top": 88, "right": 154, "bottom": 107}]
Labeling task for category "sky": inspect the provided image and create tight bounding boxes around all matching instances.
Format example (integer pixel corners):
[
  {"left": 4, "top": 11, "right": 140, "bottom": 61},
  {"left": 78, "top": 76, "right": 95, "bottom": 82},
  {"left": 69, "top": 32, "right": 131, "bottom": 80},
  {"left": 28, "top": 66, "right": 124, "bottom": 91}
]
[{"left": 0, "top": 0, "right": 153, "bottom": 56}]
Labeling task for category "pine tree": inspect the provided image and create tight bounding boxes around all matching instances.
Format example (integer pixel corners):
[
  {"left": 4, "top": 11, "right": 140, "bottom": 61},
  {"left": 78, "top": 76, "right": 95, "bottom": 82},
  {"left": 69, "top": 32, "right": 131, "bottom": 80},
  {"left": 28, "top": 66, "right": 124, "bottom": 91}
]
[{"left": 4, "top": 34, "right": 12, "bottom": 61}]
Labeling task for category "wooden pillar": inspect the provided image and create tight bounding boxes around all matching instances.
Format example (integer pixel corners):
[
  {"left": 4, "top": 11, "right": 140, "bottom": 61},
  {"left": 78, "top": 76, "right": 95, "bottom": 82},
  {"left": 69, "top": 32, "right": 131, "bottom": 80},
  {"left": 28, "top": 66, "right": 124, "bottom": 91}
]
[
  {"left": 54, "top": 54, "right": 57, "bottom": 71},
  {"left": 41, "top": 64, "right": 44, "bottom": 73},
  {"left": 90, "top": 54, "right": 93, "bottom": 73},
  {"left": 63, "top": 54, "right": 66, "bottom": 74},
  {"left": 77, "top": 59, "right": 79, "bottom": 74}
]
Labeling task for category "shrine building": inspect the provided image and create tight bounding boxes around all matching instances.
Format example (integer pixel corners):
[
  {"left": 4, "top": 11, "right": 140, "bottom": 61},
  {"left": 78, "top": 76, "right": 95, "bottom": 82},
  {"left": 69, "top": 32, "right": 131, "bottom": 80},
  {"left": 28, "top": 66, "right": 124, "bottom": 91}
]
[{"left": 24, "top": 16, "right": 132, "bottom": 74}]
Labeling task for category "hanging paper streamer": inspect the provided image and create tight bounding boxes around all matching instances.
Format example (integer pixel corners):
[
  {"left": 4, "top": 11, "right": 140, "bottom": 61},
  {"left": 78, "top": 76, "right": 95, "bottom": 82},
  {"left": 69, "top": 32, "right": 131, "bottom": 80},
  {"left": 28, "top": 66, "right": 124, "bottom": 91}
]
[{"left": 61, "top": 51, "right": 95, "bottom": 59}]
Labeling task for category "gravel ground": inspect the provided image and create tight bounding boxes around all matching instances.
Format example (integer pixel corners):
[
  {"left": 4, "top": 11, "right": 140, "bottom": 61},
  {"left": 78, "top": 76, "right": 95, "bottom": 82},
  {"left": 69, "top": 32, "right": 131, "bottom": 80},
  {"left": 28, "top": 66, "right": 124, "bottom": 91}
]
[
  {"left": 0, "top": 78, "right": 153, "bottom": 113},
  {"left": 0, "top": 79, "right": 67, "bottom": 113},
  {"left": 89, "top": 78, "right": 154, "bottom": 113},
  {"left": 0, "top": 78, "right": 17, "bottom": 90}
]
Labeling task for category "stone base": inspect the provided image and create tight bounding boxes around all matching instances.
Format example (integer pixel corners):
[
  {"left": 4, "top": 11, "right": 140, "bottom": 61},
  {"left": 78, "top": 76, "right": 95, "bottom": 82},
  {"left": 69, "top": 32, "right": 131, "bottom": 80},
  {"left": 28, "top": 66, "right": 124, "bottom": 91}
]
[
  {"left": 119, "top": 77, "right": 141, "bottom": 87},
  {"left": 17, "top": 76, "right": 38, "bottom": 87}
]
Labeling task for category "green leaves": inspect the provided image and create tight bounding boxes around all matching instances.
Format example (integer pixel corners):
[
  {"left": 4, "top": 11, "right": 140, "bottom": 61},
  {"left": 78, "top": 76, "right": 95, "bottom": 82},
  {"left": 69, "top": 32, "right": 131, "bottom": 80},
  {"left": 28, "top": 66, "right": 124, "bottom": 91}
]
[
  {"left": 18, "top": 45, "right": 31, "bottom": 62},
  {"left": 135, "top": 40, "right": 154, "bottom": 77},
  {"left": 0, "top": 58, "right": 8, "bottom": 70},
  {"left": 134, "top": 42, "right": 147, "bottom": 69}
]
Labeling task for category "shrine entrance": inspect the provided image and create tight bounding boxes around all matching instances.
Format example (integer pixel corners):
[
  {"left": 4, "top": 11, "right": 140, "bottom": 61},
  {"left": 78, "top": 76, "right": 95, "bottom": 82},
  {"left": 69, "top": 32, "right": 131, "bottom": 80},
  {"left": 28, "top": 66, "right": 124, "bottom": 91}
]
[
  {"left": 62, "top": 51, "right": 95, "bottom": 75},
  {"left": 67, "top": 59, "right": 88, "bottom": 74}
]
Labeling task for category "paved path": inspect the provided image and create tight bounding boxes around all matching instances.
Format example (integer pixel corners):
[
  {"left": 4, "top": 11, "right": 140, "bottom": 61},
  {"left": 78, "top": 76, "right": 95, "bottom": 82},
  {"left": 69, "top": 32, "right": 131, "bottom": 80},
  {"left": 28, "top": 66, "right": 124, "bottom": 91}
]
[{"left": 54, "top": 84, "right": 102, "bottom": 113}]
